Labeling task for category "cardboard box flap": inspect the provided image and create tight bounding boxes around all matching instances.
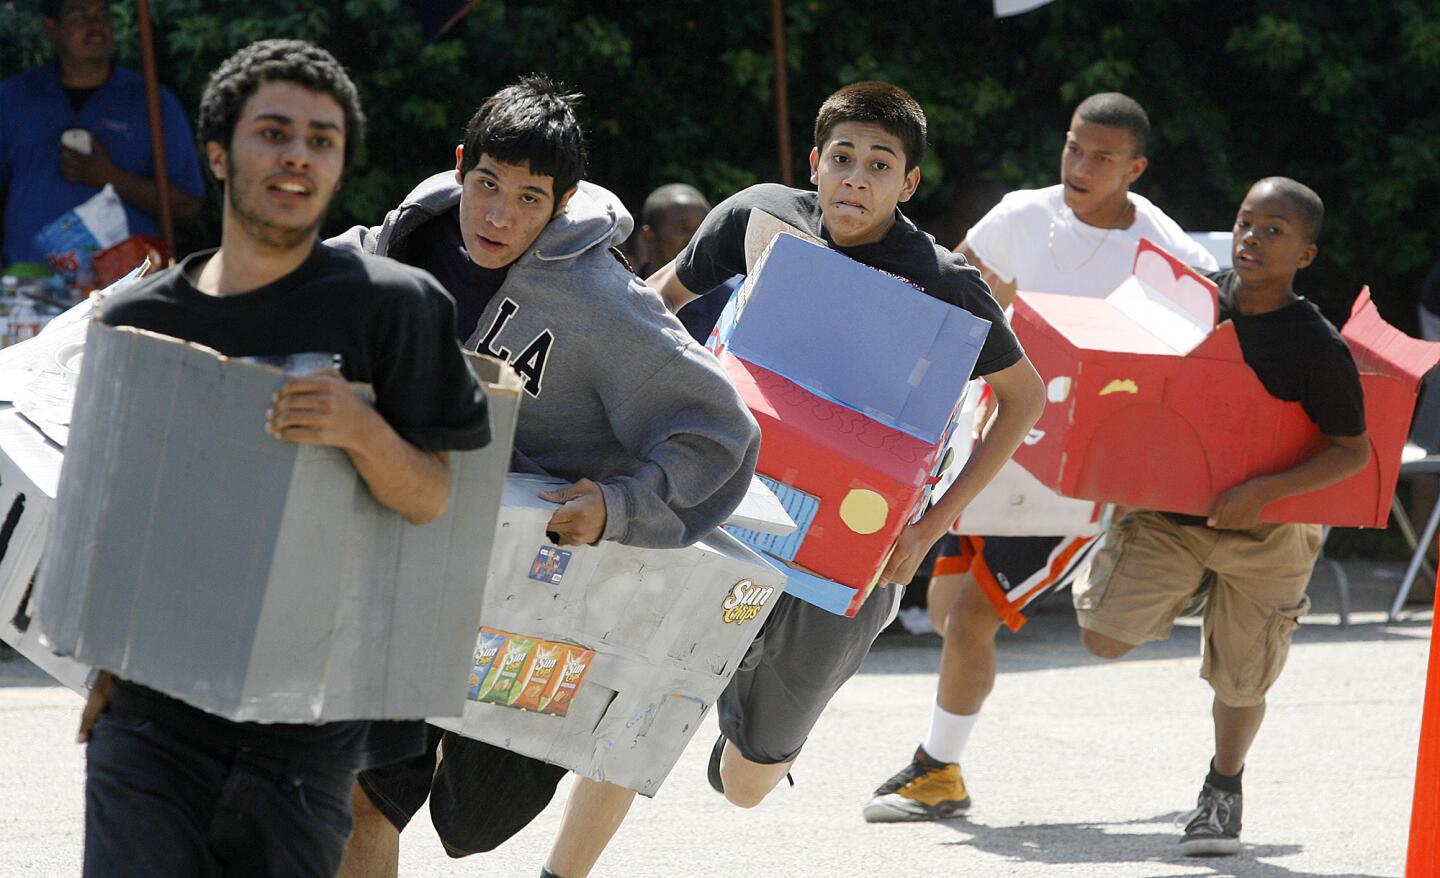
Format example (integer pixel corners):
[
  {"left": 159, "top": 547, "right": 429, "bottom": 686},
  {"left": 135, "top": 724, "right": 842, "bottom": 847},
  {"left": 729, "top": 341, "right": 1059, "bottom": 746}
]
[
  {"left": 743, "top": 210, "right": 822, "bottom": 274},
  {"left": 1019, "top": 291, "right": 1194, "bottom": 356},
  {"left": 1104, "top": 239, "right": 1218, "bottom": 355},
  {"left": 1342, "top": 287, "right": 1440, "bottom": 384}
]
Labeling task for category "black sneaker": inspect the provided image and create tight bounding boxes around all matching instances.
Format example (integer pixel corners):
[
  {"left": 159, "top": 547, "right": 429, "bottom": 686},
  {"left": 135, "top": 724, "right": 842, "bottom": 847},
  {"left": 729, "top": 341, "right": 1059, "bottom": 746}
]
[
  {"left": 1180, "top": 783, "right": 1242, "bottom": 856},
  {"left": 862, "top": 746, "right": 971, "bottom": 822}
]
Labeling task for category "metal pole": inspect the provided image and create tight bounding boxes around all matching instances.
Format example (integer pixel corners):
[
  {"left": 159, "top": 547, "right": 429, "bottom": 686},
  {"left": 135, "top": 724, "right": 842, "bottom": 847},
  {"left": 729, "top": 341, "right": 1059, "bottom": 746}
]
[
  {"left": 136, "top": 0, "right": 174, "bottom": 260},
  {"left": 770, "top": 0, "right": 792, "bottom": 186}
]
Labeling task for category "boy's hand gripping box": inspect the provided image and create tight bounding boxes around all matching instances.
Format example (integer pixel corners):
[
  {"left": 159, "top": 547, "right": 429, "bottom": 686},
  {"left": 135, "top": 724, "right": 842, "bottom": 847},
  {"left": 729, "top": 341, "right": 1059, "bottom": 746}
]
[
  {"left": 1011, "top": 238, "right": 1440, "bottom": 526},
  {"left": 430, "top": 474, "right": 787, "bottom": 796},
  {"left": 711, "top": 225, "right": 990, "bottom": 615},
  {"left": 28, "top": 319, "right": 524, "bottom": 722}
]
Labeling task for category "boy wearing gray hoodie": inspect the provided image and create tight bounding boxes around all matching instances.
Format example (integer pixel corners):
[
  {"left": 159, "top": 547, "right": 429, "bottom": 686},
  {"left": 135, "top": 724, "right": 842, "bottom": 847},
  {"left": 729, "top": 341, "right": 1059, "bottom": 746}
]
[{"left": 330, "top": 76, "right": 760, "bottom": 878}]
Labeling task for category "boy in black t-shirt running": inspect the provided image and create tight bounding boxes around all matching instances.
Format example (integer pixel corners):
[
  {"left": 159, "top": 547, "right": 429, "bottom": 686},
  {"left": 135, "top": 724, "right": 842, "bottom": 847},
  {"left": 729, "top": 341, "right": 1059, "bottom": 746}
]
[
  {"left": 1072, "top": 177, "right": 1370, "bottom": 856},
  {"left": 647, "top": 81, "right": 1046, "bottom": 813},
  {"left": 79, "top": 40, "right": 490, "bottom": 878}
]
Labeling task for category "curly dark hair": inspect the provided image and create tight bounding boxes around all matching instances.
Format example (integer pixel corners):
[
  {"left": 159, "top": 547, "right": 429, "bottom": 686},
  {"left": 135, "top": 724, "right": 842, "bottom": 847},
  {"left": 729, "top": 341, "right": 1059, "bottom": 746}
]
[
  {"left": 197, "top": 39, "right": 366, "bottom": 169},
  {"left": 459, "top": 73, "right": 587, "bottom": 202}
]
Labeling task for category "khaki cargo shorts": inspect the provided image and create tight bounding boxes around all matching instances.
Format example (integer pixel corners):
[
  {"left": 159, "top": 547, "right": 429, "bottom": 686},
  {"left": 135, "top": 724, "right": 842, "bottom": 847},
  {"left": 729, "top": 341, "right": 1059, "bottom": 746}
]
[{"left": 1073, "top": 511, "right": 1321, "bottom": 707}]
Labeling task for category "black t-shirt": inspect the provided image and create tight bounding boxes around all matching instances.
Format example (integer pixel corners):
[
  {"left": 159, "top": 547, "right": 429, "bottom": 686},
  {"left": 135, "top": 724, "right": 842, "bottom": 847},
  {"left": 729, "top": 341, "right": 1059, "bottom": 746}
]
[
  {"left": 100, "top": 241, "right": 491, "bottom": 768},
  {"left": 675, "top": 183, "right": 1023, "bottom": 379},
  {"left": 398, "top": 206, "right": 509, "bottom": 343},
  {"left": 1208, "top": 268, "right": 1366, "bottom": 438}
]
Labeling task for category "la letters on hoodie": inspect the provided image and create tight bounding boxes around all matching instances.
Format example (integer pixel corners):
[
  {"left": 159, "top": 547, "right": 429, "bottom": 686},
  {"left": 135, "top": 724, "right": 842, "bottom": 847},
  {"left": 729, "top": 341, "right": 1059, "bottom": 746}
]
[{"left": 330, "top": 174, "right": 760, "bottom": 549}]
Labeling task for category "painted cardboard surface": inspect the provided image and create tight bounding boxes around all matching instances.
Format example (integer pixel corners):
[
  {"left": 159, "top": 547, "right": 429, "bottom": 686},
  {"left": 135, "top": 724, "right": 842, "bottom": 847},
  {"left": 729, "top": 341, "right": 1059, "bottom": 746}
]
[
  {"left": 716, "top": 232, "right": 989, "bottom": 445},
  {"left": 1012, "top": 239, "right": 1440, "bottom": 526},
  {"left": 707, "top": 219, "right": 989, "bottom": 615},
  {"left": 432, "top": 475, "right": 786, "bottom": 796},
  {"left": 32, "top": 320, "right": 522, "bottom": 722},
  {"left": 721, "top": 353, "right": 943, "bottom": 605},
  {"left": 941, "top": 379, "right": 1103, "bottom": 538}
]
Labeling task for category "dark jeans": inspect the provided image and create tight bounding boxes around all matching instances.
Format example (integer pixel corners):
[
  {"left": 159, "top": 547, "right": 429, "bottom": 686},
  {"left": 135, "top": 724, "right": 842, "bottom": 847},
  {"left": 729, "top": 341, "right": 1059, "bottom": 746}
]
[{"left": 84, "top": 706, "right": 357, "bottom": 878}]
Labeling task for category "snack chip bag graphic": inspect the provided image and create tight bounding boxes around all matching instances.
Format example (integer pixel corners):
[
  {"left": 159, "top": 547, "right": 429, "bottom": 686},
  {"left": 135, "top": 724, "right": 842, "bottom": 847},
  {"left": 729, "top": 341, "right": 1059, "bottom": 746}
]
[
  {"left": 466, "top": 628, "right": 510, "bottom": 701},
  {"left": 477, "top": 636, "right": 537, "bottom": 704},
  {"left": 509, "top": 641, "right": 564, "bottom": 710},
  {"left": 540, "top": 644, "right": 595, "bottom": 717}
]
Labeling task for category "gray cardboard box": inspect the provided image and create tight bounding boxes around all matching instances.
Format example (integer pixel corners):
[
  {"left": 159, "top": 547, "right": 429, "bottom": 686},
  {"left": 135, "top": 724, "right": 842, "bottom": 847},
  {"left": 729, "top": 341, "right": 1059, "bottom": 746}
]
[
  {"left": 0, "top": 406, "right": 89, "bottom": 691},
  {"left": 431, "top": 474, "right": 787, "bottom": 795},
  {"left": 33, "top": 319, "right": 522, "bottom": 722}
]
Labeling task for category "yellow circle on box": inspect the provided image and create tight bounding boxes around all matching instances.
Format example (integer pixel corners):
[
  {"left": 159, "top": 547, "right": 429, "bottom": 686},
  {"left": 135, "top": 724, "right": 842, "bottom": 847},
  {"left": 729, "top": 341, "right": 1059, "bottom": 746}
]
[{"left": 839, "top": 489, "right": 889, "bottom": 534}]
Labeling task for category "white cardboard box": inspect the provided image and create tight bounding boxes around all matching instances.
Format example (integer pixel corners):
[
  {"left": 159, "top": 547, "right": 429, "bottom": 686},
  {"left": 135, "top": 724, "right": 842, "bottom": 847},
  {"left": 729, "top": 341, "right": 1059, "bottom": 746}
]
[
  {"left": 32, "top": 319, "right": 522, "bottom": 723},
  {"left": 432, "top": 474, "right": 787, "bottom": 796}
]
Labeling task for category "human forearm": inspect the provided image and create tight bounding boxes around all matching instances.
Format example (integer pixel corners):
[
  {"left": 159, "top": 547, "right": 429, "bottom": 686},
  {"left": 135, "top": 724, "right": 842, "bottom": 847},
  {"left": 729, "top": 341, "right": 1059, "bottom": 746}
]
[
  {"left": 1209, "top": 434, "right": 1370, "bottom": 528},
  {"left": 267, "top": 373, "right": 452, "bottom": 525},
  {"left": 645, "top": 259, "right": 698, "bottom": 314},
  {"left": 343, "top": 410, "right": 452, "bottom": 525},
  {"left": 879, "top": 357, "right": 1044, "bottom": 585},
  {"left": 921, "top": 362, "right": 1044, "bottom": 533},
  {"left": 957, "top": 240, "right": 1016, "bottom": 309},
  {"left": 104, "top": 164, "right": 201, "bottom": 220}
]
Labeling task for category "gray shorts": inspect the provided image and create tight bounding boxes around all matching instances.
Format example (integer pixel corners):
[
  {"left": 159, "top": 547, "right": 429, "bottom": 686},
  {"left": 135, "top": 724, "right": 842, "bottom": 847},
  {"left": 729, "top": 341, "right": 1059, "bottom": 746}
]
[{"left": 717, "top": 584, "right": 902, "bottom": 765}]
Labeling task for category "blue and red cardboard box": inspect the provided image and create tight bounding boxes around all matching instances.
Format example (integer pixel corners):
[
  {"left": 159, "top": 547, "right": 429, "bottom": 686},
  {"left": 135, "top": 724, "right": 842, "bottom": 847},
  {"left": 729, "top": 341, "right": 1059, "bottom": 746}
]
[
  {"left": 715, "top": 225, "right": 991, "bottom": 615},
  {"left": 1011, "top": 238, "right": 1440, "bottom": 527}
]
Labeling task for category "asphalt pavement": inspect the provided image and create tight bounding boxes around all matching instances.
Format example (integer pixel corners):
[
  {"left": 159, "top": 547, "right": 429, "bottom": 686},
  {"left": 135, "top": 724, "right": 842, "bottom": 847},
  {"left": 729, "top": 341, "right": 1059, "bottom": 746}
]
[{"left": 0, "top": 559, "right": 1430, "bottom": 878}]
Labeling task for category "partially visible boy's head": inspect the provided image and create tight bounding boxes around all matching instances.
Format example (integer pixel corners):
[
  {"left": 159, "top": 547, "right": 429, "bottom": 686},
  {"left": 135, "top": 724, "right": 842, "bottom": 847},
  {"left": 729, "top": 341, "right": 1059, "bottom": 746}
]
[
  {"left": 452, "top": 75, "right": 585, "bottom": 270},
  {"left": 198, "top": 40, "right": 363, "bottom": 249},
  {"left": 814, "top": 81, "right": 927, "bottom": 172},
  {"left": 1060, "top": 93, "right": 1150, "bottom": 225},
  {"left": 641, "top": 183, "right": 710, "bottom": 270},
  {"left": 458, "top": 74, "right": 586, "bottom": 204},
  {"left": 1232, "top": 177, "right": 1322, "bottom": 284},
  {"left": 809, "top": 82, "right": 926, "bottom": 248}
]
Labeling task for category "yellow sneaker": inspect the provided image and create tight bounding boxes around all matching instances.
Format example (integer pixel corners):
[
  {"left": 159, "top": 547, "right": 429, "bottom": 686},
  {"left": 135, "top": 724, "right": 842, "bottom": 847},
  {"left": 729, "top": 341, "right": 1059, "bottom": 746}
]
[{"left": 862, "top": 746, "right": 971, "bottom": 823}]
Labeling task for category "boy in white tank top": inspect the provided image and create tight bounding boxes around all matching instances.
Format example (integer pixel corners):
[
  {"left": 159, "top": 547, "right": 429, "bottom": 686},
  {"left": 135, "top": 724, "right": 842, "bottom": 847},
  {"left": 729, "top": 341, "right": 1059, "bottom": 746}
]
[{"left": 864, "top": 93, "right": 1216, "bottom": 824}]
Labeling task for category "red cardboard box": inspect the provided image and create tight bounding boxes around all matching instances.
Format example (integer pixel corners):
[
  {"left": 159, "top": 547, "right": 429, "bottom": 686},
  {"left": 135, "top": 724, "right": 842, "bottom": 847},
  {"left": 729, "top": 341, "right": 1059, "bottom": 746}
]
[
  {"left": 1012, "top": 239, "right": 1440, "bottom": 527},
  {"left": 721, "top": 352, "right": 950, "bottom": 613}
]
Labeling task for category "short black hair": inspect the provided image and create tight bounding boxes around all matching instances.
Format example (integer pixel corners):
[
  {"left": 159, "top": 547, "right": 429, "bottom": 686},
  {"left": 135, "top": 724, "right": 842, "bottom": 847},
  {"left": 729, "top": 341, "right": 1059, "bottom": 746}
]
[
  {"left": 1073, "top": 92, "right": 1150, "bottom": 157},
  {"left": 197, "top": 39, "right": 366, "bottom": 169},
  {"left": 814, "top": 81, "right": 927, "bottom": 172},
  {"left": 641, "top": 183, "right": 708, "bottom": 229},
  {"left": 1254, "top": 176, "right": 1325, "bottom": 244},
  {"left": 459, "top": 74, "right": 587, "bottom": 203}
]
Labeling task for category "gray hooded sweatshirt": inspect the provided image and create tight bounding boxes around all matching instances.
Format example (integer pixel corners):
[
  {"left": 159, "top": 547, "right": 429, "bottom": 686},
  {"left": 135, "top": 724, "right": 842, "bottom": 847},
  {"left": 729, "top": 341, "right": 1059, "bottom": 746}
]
[{"left": 330, "top": 173, "right": 759, "bottom": 549}]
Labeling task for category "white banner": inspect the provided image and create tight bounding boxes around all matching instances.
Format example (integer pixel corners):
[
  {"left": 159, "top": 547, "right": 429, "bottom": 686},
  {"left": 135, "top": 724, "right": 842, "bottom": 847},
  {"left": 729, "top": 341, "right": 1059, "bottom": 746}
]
[{"left": 994, "top": 0, "right": 1057, "bottom": 17}]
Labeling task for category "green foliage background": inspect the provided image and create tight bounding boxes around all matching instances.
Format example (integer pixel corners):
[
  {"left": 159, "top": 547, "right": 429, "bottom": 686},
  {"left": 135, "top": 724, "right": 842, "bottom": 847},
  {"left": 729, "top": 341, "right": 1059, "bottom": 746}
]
[{"left": 2, "top": 0, "right": 1438, "bottom": 328}]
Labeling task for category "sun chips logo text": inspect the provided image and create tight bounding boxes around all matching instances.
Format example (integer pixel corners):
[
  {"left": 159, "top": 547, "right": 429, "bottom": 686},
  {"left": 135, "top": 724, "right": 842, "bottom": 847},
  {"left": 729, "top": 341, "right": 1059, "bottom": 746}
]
[{"left": 721, "top": 579, "right": 774, "bottom": 625}]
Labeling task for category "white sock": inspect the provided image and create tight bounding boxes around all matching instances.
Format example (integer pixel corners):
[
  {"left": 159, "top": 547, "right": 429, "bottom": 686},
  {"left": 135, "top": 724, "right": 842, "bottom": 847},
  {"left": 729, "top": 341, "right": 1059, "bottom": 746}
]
[{"left": 922, "top": 702, "right": 978, "bottom": 765}]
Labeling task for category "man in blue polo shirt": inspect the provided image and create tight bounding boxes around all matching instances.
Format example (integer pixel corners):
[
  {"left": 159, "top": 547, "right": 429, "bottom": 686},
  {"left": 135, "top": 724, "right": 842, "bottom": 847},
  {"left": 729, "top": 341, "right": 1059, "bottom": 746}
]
[{"left": 0, "top": 0, "right": 204, "bottom": 266}]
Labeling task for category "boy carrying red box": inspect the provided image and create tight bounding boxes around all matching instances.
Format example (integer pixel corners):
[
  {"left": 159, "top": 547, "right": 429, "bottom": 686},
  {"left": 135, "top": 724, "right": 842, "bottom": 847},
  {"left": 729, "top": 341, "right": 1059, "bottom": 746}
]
[{"left": 1073, "top": 177, "right": 1369, "bottom": 856}]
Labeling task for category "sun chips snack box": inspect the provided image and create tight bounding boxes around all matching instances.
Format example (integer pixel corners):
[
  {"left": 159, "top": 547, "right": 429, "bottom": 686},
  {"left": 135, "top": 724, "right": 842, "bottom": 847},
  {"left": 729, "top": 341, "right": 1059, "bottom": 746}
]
[
  {"left": 538, "top": 643, "right": 595, "bottom": 717},
  {"left": 432, "top": 474, "right": 787, "bottom": 796},
  {"left": 476, "top": 635, "right": 536, "bottom": 705},
  {"left": 509, "top": 640, "right": 565, "bottom": 711},
  {"left": 466, "top": 628, "right": 510, "bottom": 701}
]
